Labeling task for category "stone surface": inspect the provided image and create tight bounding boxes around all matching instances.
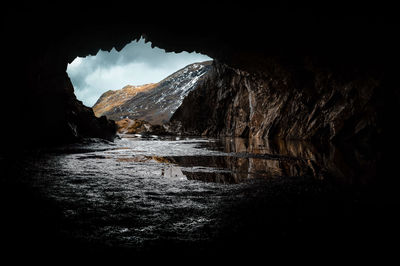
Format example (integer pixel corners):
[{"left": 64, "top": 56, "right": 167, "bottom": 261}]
[
  {"left": 115, "top": 118, "right": 167, "bottom": 135},
  {"left": 171, "top": 60, "right": 383, "bottom": 145}
]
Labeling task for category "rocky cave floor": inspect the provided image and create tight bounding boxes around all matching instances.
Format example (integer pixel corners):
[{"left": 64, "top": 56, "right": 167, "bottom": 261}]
[{"left": 0, "top": 135, "right": 397, "bottom": 260}]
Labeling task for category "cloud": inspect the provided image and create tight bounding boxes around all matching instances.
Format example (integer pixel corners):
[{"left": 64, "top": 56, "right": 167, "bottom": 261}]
[{"left": 67, "top": 38, "right": 212, "bottom": 107}]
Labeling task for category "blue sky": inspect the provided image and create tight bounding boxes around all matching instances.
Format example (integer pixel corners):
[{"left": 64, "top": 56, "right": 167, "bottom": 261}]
[{"left": 67, "top": 38, "right": 211, "bottom": 107}]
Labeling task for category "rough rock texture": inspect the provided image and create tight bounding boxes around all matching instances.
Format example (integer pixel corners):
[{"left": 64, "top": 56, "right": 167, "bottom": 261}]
[
  {"left": 115, "top": 118, "right": 166, "bottom": 135},
  {"left": 93, "top": 61, "right": 212, "bottom": 125},
  {"left": 115, "top": 118, "right": 150, "bottom": 134},
  {"left": 172, "top": 60, "right": 383, "bottom": 144}
]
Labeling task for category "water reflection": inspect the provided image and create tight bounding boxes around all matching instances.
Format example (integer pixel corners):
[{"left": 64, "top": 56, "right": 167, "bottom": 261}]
[
  {"left": 162, "top": 166, "right": 186, "bottom": 180},
  {"left": 46, "top": 135, "right": 376, "bottom": 185},
  {"left": 165, "top": 137, "right": 377, "bottom": 184}
]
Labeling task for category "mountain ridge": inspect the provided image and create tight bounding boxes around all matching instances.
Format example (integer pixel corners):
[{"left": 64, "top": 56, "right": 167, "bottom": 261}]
[{"left": 93, "top": 60, "right": 212, "bottom": 125}]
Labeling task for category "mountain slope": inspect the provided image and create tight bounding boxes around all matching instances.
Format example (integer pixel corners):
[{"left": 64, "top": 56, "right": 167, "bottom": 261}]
[
  {"left": 92, "top": 83, "right": 157, "bottom": 117},
  {"left": 93, "top": 61, "right": 212, "bottom": 125}
]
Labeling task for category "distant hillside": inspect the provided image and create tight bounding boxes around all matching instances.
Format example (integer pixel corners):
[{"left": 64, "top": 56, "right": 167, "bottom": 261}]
[{"left": 92, "top": 61, "right": 212, "bottom": 125}]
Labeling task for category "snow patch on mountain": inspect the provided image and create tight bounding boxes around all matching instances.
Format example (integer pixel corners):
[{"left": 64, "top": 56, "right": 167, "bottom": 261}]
[{"left": 93, "top": 61, "right": 212, "bottom": 125}]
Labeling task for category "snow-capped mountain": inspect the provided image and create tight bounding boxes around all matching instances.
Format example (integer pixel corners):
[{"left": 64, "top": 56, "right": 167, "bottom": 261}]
[{"left": 93, "top": 61, "right": 212, "bottom": 125}]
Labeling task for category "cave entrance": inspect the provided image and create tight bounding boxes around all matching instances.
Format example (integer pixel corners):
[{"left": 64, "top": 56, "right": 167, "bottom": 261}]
[{"left": 67, "top": 37, "right": 212, "bottom": 134}]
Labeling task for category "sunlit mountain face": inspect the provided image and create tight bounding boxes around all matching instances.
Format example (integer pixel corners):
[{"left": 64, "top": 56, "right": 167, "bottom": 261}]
[{"left": 92, "top": 61, "right": 212, "bottom": 125}]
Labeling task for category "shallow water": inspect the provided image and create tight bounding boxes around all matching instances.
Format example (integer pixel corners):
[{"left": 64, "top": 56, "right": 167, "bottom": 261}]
[{"left": 0, "top": 135, "right": 389, "bottom": 256}]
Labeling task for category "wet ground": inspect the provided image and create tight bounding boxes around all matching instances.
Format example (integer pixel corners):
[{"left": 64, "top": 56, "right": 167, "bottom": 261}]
[{"left": 0, "top": 135, "right": 397, "bottom": 260}]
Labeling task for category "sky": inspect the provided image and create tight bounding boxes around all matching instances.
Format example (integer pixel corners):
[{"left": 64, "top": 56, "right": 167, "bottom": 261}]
[{"left": 67, "top": 38, "right": 212, "bottom": 107}]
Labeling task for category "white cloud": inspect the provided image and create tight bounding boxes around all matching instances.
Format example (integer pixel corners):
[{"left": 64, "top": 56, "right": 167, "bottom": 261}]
[
  {"left": 67, "top": 56, "right": 83, "bottom": 71},
  {"left": 67, "top": 38, "right": 212, "bottom": 107}
]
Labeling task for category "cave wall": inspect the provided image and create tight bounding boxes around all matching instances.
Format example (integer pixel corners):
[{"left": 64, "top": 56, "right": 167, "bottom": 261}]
[
  {"left": 1, "top": 4, "right": 398, "bottom": 149},
  {"left": 171, "top": 59, "right": 383, "bottom": 145},
  {"left": 1, "top": 46, "right": 116, "bottom": 148}
]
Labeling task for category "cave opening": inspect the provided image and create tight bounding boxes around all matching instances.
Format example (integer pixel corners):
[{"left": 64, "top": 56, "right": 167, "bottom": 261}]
[
  {"left": 1, "top": 5, "right": 396, "bottom": 259},
  {"left": 66, "top": 37, "right": 212, "bottom": 127}
]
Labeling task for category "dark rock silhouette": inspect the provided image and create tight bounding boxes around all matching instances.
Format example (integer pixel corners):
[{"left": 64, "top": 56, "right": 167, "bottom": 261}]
[{"left": 172, "top": 60, "right": 382, "bottom": 145}]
